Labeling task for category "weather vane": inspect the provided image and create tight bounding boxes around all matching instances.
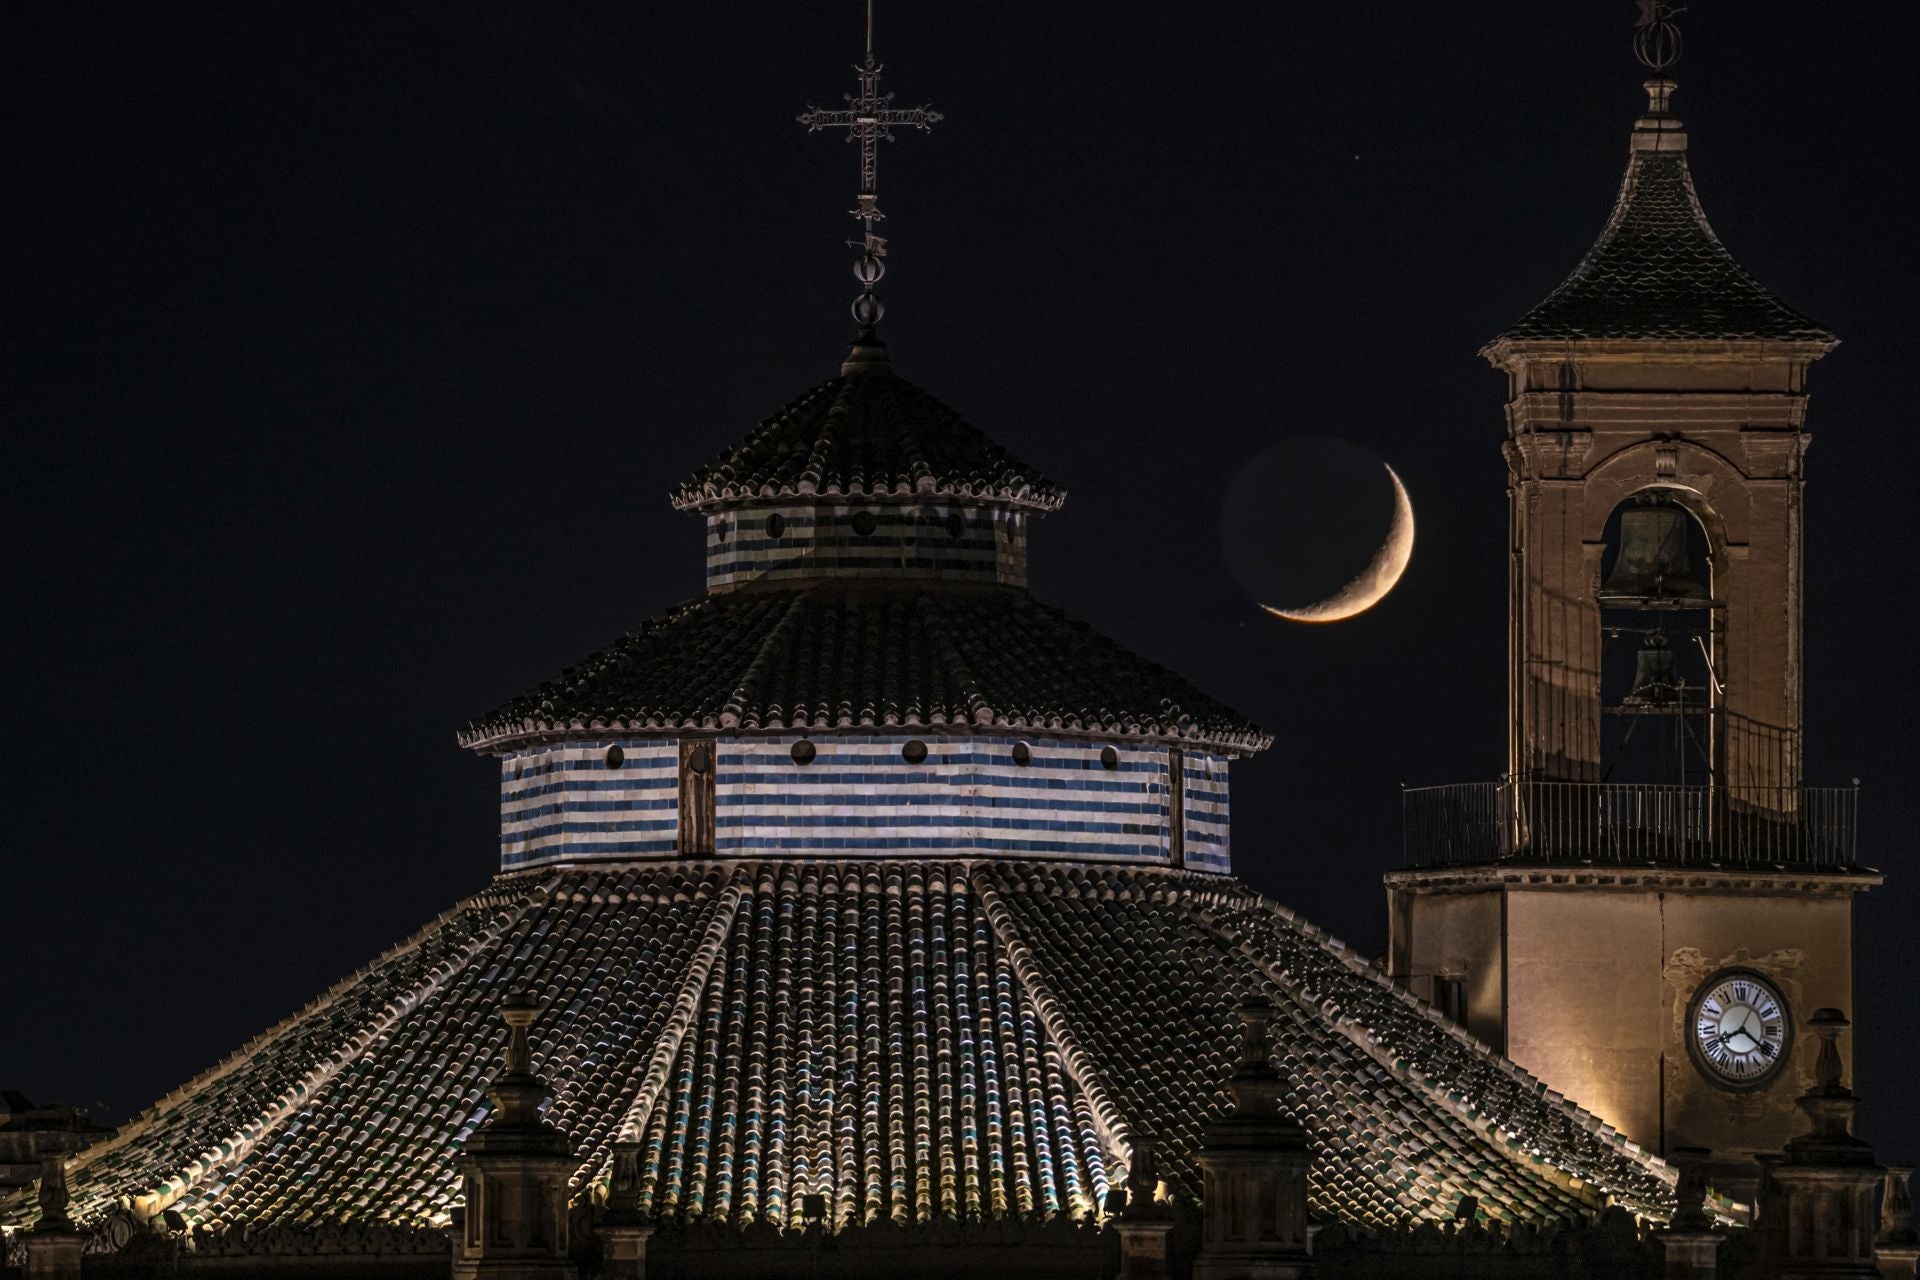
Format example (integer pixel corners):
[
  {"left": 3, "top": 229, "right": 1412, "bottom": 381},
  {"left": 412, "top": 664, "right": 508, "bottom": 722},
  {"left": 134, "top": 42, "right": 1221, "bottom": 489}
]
[
  {"left": 1633, "top": 0, "right": 1685, "bottom": 74},
  {"left": 797, "top": 0, "right": 942, "bottom": 332}
]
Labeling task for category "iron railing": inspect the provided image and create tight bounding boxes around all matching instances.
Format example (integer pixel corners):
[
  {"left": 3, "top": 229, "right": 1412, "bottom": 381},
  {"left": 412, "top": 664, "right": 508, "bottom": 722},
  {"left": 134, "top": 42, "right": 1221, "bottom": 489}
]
[{"left": 1401, "top": 780, "right": 1860, "bottom": 868}]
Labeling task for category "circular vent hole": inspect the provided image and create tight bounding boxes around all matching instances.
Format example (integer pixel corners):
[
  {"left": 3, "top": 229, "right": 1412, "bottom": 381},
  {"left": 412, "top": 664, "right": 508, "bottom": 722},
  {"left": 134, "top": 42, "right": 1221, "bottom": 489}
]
[
  {"left": 605, "top": 745, "right": 625, "bottom": 770},
  {"left": 687, "top": 744, "right": 713, "bottom": 774},
  {"left": 766, "top": 513, "right": 786, "bottom": 539},
  {"left": 945, "top": 512, "right": 965, "bottom": 540},
  {"left": 1100, "top": 745, "right": 1119, "bottom": 770},
  {"left": 902, "top": 739, "right": 929, "bottom": 765},
  {"left": 851, "top": 510, "right": 878, "bottom": 537},
  {"left": 1011, "top": 741, "right": 1032, "bottom": 767},
  {"left": 791, "top": 739, "right": 817, "bottom": 766}
]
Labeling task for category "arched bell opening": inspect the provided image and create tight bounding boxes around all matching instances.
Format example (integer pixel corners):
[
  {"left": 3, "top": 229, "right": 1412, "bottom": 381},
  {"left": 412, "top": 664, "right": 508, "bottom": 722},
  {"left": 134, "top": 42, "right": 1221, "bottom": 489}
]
[{"left": 1595, "top": 487, "right": 1722, "bottom": 787}]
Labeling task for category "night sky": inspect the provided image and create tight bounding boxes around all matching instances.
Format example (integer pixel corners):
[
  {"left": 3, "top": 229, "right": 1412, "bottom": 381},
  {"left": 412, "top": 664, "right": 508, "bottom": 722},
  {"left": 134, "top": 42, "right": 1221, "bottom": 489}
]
[{"left": 7, "top": 2, "right": 1916, "bottom": 1165}]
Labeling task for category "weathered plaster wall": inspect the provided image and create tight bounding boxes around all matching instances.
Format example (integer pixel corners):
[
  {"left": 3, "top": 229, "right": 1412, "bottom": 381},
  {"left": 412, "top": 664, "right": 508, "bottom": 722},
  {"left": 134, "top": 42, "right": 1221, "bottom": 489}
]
[
  {"left": 1387, "top": 888, "right": 1505, "bottom": 1051},
  {"left": 1655, "top": 892, "right": 1855, "bottom": 1160},
  {"left": 1505, "top": 890, "right": 1667, "bottom": 1147},
  {"left": 1390, "top": 880, "right": 1858, "bottom": 1170}
]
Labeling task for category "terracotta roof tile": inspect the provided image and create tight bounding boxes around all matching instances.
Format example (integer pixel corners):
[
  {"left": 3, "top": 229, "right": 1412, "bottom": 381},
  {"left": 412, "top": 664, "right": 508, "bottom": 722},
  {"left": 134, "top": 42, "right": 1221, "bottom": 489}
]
[
  {"left": 458, "top": 583, "right": 1270, "bottom": 755},
  {"left": 1497, "top": 151, "right": 1831, "bottom": 344},
  {"left": 9, "top": 864, "right": 1676, "bottom": 1235},
  {"left": 672, "top": 371, "right": 1063, "bottom": 513}
]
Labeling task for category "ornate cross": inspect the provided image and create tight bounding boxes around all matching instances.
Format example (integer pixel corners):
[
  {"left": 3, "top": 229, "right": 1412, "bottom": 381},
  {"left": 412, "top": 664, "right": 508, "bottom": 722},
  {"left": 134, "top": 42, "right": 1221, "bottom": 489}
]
[{"left": 798, "top": 1, "right": 941, "bottom": 328}]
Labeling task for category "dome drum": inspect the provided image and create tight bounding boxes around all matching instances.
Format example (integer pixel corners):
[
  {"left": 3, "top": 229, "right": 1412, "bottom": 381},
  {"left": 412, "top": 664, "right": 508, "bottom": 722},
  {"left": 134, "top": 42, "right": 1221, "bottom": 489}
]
[
  {"left": 498, "top": 735, "right": 1231, "bottom": 874},
  {"left": 705, "top": 502, "right": 1029, "bottom": 592}
]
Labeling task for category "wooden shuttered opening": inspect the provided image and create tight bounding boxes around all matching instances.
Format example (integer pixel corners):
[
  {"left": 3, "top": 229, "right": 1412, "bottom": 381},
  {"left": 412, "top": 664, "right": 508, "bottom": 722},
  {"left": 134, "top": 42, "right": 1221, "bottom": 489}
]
[
  {"left": 678, "top": 740, "right": 716, "bottom": 855},
  {"left": 1169, "top": 746, "right": 1186, "bottom": 868}
]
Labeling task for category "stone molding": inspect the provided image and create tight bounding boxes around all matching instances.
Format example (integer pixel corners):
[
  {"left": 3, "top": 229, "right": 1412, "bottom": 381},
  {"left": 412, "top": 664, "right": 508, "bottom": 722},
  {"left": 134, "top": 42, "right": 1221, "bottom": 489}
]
[{"left": 1384, "top": 864, "right": 1882, "bottom": 898}]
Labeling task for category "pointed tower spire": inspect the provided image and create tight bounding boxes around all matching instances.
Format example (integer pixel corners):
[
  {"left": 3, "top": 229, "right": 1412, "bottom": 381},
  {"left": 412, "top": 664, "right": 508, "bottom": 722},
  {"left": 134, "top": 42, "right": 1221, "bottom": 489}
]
[
  {"left": 798, "top": 0, "right": 942, "bottom": 356},
  {"left": 1490, "top": 2, "right": 1830, "bottom": 344}
]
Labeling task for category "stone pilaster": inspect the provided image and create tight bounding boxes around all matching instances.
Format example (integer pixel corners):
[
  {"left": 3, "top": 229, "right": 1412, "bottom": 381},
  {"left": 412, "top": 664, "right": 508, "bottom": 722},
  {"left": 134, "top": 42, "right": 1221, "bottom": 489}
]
[
  {"left": 454, "top": 992, "right": 579, "bottom": 1280},
  {"left": 1876, "top": 1167, "right": 1919, "bottom": 1279},
  {"left": 1656, "top": 1145, "right": 1723, "bottom": 1279},
  {"left": 22, "top": 1155, "right": 87, "bottom": 1280},
  {"left": 1766, "top": 1009, "right": 1882, "bottom": 1279},
  {"left": 1114, "top": 1137, "right": 1175, "bottom": 1280},
  {"left": 1193, "top": 1001, "right": 1313, "bottom": 1280},
  {"left": 595, "top": 1140, "right": 654, "bottom": 1279}
]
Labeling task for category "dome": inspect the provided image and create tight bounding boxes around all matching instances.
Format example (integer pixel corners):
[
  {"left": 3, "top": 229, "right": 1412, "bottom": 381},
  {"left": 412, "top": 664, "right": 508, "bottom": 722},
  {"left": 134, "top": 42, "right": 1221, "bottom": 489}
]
[
  {"left": 4, "top": 346, "right": 1675, "bottom": 1256},
  {"left": 461, "top": 346, "right": 1265, "bottom": 877},
  {"left": 7, "top": 864, "right": 1674, "bottom": 1235}
]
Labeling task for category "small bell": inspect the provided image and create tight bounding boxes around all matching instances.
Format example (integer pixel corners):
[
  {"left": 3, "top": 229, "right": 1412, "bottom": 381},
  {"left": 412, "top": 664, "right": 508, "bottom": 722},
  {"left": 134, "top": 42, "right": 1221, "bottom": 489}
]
[
  {"left": 1599, "top": 503, "right": 1710, "bottom": 608},
  {"left": 1620, "top": 632, "right": 1686, "bottom": 711}
]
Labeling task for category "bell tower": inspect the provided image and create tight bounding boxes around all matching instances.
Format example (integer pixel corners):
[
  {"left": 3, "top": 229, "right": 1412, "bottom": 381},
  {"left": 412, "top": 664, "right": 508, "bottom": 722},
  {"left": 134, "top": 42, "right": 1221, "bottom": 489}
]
[
  {"left": 1387, "top": 5, "right": 1881, "bottom": 1205},
  {"left": 1492, "top": 74, "right": 1826, "bottom": 799}
]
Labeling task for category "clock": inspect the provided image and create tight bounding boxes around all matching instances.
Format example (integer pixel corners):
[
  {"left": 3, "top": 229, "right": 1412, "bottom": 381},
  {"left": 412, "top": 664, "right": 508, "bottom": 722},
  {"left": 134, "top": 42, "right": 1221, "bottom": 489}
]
[{"left": 1687, "top": 969, "right": 1791, "bottom": 1090}]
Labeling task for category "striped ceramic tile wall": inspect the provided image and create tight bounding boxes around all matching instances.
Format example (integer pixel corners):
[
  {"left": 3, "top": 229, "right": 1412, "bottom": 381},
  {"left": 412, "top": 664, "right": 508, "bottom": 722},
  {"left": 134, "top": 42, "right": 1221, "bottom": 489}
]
[
  {"left": 1180, "top": 752, "right": 1231, "bottom": 874},
  {"left": 716, "top": 736, "right": 1172, "bottom": 863},
  {"left": 704, "top": 505, "right": 1027, "bottom": 590},
  {"left": 500, "top": 740, "right": 677, "bottom": 870},
  {"left": 502, "top": 736, "right": 1234, "bottom": 872}
]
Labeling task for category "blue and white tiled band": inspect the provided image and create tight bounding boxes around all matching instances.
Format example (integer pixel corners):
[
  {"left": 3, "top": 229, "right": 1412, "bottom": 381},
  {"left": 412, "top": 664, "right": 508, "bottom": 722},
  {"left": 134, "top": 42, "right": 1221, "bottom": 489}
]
[{"left": 499, "top": 735, "right": 1229, "bottom": 873}]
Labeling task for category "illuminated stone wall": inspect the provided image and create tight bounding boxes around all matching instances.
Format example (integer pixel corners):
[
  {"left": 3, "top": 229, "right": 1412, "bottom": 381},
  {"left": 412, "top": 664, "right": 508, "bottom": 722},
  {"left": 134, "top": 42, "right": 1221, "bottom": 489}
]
[{"left": 1386, "top": 865, "right": 1869, "bottom": 1195}]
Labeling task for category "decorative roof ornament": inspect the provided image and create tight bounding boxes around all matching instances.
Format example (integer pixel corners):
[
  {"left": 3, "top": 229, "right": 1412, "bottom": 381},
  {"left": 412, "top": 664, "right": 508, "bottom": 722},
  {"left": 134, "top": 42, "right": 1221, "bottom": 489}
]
[
  {"left": 798, "top": 0, "right": 941, "bottom": 335},
  {"left": 1485, "top": 0, "right": 1832, "bottom": 345},
  {"left": 1632, "top": 0, "right": 1684, "bottom": 75},
  {"left": 35, "top": 1153, "right": 75, "bottom": 1233}
]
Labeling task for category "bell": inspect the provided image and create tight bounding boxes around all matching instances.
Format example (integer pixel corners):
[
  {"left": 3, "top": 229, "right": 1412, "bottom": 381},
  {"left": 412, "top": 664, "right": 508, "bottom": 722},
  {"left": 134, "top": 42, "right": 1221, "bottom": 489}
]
[
  {"left": 1598, "top": 503, "right": 1710, "bottom": 607},
  {"left": 1620, "top": 632, "right": 1685, "bottom": 710}
]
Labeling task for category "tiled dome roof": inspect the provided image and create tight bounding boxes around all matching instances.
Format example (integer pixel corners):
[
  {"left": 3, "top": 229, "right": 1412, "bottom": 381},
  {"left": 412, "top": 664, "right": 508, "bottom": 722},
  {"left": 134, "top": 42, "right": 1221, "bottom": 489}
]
[
  {"left": 459, "top": 582, "right": 1269, "bottom": 755},
  {"left": 1495, "top": 111, "right": 1832, "bottom": 344},
  {"left": 12, "top": 863, "right": 1675, "bottom": 1234},
  {"left": 672, "top": 356, "right": 1064, "bottom": 513}
]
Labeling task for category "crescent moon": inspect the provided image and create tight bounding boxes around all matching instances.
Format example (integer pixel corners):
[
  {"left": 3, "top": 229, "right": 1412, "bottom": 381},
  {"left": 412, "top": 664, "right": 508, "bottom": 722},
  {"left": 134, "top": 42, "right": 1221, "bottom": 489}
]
[{"left": 1261, "top": 464, "right": 1415, "bottom": 624}]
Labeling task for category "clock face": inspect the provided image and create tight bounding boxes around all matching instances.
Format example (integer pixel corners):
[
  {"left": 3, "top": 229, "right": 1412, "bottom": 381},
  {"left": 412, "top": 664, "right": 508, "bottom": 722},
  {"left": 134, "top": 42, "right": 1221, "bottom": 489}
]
[{"left": 1688, "top": 970, "right": 1791, "bottom": 1089}]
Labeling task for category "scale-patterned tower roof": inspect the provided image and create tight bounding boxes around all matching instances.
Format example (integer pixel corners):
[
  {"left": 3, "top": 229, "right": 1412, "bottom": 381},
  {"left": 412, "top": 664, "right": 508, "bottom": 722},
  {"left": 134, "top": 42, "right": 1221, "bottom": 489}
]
[
  {"left": 0, "top": 338, "right": 1678, "bottom": 1241},
  {"left": 1491, "top": 76, "right": 1831, "bottom": 346}
]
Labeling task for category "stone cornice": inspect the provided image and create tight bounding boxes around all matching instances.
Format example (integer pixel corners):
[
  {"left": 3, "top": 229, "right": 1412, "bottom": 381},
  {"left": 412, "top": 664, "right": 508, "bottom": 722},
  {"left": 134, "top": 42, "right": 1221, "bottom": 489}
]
[
  {"left": 1482, "top": 338, "right": 1837, "bottom": 370},
  {"left": 1383, "top": 863, "right": 1882, "bottom": 897}
]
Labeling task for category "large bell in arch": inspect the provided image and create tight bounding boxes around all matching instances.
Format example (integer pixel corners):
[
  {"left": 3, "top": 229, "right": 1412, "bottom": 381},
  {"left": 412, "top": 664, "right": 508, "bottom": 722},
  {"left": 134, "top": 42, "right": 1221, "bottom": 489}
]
[
  {"left": 1598, "top": 501, "right": 1710, "bottom": 608},
  {"left": 1619, "top": 632, "right": 1687, "bottom": 712}
]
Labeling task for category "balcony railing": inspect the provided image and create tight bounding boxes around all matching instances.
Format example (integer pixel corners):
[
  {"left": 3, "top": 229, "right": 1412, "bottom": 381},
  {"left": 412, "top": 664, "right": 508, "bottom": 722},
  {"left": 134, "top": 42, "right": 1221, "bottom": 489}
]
[{"left": 1401, "top": 780, "right": 1860, "bottom": 868}]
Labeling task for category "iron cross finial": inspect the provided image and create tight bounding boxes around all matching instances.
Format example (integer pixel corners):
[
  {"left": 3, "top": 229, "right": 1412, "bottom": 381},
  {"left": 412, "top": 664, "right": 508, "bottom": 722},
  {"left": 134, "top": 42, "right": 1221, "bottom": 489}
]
[{"left": 797, "top": 0, "right": 942, "bottom": 332}]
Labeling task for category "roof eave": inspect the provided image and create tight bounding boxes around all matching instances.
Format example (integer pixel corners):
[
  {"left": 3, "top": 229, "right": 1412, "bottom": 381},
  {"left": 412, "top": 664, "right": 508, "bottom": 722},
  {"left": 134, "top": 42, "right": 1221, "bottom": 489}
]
[
  {"left": 457, "top": 719, "right": 1270, "bottom": 758},
  {"left": 1479, "top": 333, "right": 1839, "bottom": 369},
  {"left": 668, "top": 484, "right": 1067, "bottom": 515}
]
